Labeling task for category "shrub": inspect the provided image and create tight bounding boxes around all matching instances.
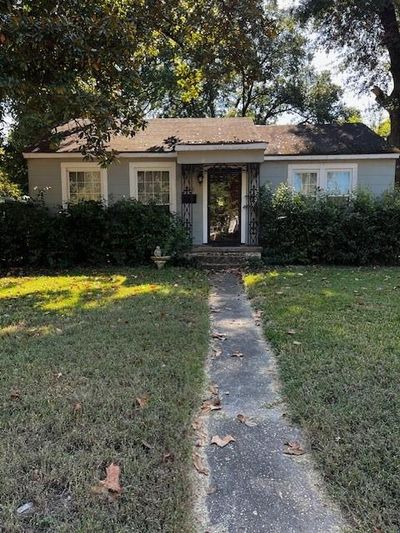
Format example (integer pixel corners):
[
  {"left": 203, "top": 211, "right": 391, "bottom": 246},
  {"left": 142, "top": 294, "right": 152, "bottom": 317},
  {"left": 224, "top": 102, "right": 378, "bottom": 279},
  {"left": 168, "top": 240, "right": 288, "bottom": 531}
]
[
  {"left": 0, "top": 199, "right": 190, "bottom": 270},
  {"left": 259, "top": 184, "right": 400, "bottom": 265}
]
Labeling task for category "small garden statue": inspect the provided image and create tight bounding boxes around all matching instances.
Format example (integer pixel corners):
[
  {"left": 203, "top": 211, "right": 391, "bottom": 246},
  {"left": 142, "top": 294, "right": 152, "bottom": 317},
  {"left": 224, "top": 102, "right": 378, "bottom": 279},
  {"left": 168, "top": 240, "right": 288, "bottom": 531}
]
[{"left": 151, "top": 245, "right": 171, "bottom": 270}]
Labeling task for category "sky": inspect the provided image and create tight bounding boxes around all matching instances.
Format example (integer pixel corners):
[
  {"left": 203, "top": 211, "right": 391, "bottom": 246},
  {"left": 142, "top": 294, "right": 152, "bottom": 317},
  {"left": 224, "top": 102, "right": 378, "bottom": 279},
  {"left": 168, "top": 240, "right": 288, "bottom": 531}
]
[{"left": 277, "top": 0, "right": 385, "bottom": 127}]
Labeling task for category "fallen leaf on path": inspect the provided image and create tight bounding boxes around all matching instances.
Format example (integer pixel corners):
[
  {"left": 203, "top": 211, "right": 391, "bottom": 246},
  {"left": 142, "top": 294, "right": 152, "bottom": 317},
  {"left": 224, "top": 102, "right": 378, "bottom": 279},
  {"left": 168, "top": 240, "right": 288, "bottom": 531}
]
[
  {"left": 230, "top": 351, "right": 244, "bottom": 358},
  {"left": 92, "top": 463, "right": 123, "bottom": 501},
  {"left": 212, "top": 332, "right": 226, "bottom": 340},
  {"left": 209, "top": 383, "right": 219, "bottom": 396},
  {"left": 212, "top": 347, "right": 222, "bottom": 357},
  {"left": 136, "top": 395, "right": 149, "bottom": 408},
  {"left": 237, "top": 414, "right": 258, "bottom": 427},
  {"left": 207, "top": 485, "right": 217, "bottom": 495},
  {"left": 283, "top": 441, "right": 305, "bottom": 456},
  {"left": 193, "top": 452, "right": 209, "bottom": 475},
  {"left": 201, "top": 396, "right": 221, "bottom": 413},
  {"left": 211, "top": 435, "right": 236, "bottom": 447}
]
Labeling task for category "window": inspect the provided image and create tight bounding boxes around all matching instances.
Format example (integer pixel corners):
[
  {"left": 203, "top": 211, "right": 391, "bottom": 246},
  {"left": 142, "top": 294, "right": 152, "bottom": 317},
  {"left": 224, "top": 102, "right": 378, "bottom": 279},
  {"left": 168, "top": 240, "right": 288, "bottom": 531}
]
[
  {"left": 288, "top": 163, "right": 357, "bottom": 196},
  {"left": 137, "top": 170, "right": 170, "bottom": 205},
  {"left": 61, "top": 163, "right": 108, "bottom": 206},
  {"left": 130, "top": 163, "right": 177, "bottom": 213},
  {"left": 69, "top": 170, "right": 102, "bottom": 202},
  {"left": 326, "top": 170, "right": 352, "bottom": 196},
  {"left": 293, "top": 171, "right": 318, "bottom": 195}
]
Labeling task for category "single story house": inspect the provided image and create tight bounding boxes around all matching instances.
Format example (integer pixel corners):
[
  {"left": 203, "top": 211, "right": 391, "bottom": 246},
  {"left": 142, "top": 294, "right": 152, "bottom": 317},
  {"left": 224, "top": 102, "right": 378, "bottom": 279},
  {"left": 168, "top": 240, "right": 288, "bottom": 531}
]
[{"left": 23, "top": 118, "right": 399, "bottom": 250}]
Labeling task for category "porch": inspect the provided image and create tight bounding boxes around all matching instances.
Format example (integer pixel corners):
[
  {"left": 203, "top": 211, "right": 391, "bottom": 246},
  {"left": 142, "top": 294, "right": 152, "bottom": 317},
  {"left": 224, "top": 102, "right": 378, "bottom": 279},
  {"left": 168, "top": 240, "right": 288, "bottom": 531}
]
[{"left": 179, "top": 162, "right": 261, "bottom": 247}]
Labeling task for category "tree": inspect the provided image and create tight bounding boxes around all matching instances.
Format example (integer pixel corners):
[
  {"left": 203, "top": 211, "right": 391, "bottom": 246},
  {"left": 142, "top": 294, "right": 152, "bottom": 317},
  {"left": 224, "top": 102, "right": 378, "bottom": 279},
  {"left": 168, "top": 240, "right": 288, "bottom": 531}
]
[
  {"left": 298, "top": 0, "right": 400, "bottom": 147},
  {"left": 0, "top": 0, "right": 274, "bottom": 160},
  {"left": 151, "top": 3, "right": 351, "bottom": 124}
]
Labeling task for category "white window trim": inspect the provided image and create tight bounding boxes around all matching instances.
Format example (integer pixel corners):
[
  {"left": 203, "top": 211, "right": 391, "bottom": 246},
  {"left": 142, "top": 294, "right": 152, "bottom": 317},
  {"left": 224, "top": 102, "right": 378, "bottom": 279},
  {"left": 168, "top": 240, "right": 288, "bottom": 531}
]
[
  {"left": 129, "top": 162, "right": 177, "bottom": 213},
  {"left": 61, "top": 162, "right": 108, "bottom": 207},
  {"left": 288, "top": 163, "right": 358, "bottom": 195}
]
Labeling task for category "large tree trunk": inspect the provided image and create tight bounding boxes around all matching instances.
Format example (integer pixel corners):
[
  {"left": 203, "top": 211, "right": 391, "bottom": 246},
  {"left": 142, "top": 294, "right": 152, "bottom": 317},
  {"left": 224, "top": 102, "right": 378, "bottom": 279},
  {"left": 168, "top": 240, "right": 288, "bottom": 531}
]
[{"left": 377, "top": 2, "right": 400, "bottom": 150}]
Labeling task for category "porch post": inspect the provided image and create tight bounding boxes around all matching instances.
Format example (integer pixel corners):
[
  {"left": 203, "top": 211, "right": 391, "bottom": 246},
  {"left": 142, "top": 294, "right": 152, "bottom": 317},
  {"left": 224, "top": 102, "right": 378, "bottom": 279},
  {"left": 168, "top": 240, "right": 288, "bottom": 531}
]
[
  {"left": 247, "top": 163, "right": 260, "bottom": 246},
  {"left": 181, "top": 164, "right": 194, "bottom": 240}
]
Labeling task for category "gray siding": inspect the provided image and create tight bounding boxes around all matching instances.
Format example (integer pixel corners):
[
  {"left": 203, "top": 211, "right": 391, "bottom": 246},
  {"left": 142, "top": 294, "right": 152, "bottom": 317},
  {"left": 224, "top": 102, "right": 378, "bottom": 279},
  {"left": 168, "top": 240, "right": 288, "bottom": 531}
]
[
  {"left": 28, "top": 157, "right": 176, "bottom": 208},
  {"left": 260, "top": 158, "right": 397, "bottom": 196}
]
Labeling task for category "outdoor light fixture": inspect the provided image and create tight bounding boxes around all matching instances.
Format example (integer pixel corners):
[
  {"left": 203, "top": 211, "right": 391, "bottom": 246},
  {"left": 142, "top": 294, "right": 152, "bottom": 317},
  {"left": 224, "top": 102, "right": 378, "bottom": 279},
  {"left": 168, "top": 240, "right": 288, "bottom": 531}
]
[{"left": 197, "top": 171, "right": 204, "bottom": 184}]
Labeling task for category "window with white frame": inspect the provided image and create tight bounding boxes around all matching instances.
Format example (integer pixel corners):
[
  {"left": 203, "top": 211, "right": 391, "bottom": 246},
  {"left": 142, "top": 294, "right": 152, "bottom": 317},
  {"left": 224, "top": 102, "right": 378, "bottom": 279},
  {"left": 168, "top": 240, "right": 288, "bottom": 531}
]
[
  {"left": 130, "top": 163, "right": 177, "bottom": 213},
  {"left": 61, "top": 163, "right": 107, "bottom": 205},
  {"left": 137, "top": 170, "right": 170, "bottom": 205},
  {"left": 292, "top": 170, "right": 319, "bottom": 195},
  {"left": 288, "top": 163, "right": 357, "bottom": 197}
]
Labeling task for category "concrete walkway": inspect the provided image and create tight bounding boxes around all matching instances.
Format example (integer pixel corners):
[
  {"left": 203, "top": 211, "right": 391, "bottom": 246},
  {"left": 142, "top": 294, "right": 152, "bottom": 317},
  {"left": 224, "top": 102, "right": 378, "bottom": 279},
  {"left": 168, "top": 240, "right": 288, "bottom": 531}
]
[{"left": 200, "top": 272, "right": 346, "bottom": 533}]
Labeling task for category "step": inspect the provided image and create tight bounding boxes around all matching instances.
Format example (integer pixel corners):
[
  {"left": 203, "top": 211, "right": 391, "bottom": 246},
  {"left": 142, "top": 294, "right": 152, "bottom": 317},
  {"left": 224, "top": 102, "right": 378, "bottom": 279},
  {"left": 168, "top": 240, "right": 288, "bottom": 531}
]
[{"left": 186, "top": 246, "right": 262, "bottom": 270}]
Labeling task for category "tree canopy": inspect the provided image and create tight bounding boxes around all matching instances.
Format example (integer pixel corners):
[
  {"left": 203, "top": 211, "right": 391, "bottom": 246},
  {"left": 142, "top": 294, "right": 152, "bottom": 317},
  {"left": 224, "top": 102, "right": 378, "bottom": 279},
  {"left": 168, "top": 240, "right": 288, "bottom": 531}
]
[
  {"left": 298, "top": 0, "right": 400, "bottom": 147},
  {"left": 0, "top": 0, "right": 351, "bottom": 171}
]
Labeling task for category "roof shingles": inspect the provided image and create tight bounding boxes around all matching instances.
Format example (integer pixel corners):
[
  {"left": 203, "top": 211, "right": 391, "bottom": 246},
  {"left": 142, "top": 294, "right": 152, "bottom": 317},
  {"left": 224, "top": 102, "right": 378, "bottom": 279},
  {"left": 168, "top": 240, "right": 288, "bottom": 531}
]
[{"left": 28, "top": 118, "right": 399, "bottom": 156}]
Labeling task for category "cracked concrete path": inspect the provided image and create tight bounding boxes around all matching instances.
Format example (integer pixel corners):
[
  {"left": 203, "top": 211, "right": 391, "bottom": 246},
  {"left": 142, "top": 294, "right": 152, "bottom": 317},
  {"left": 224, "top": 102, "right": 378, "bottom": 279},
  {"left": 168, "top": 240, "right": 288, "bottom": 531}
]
[{"left": 201, "top": 272, "right": 346, "bottom": 533}]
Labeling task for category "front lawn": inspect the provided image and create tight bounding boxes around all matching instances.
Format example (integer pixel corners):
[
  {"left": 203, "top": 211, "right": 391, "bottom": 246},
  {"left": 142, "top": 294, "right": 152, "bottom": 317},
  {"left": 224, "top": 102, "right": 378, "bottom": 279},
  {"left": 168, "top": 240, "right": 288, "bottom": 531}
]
[
  {"left": 244, "top": 267, "right": 400, "bottom": 533},
  {"left": 0, "top": 268, "right": 209, "bottom": 531}
]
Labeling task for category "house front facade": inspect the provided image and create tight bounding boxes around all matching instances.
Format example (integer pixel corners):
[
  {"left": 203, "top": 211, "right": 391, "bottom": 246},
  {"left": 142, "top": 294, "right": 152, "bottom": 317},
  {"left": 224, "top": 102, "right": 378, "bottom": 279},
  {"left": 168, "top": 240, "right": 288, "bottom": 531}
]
[{"left": 23, "top": 118, "right": 399, "bottom": 248}]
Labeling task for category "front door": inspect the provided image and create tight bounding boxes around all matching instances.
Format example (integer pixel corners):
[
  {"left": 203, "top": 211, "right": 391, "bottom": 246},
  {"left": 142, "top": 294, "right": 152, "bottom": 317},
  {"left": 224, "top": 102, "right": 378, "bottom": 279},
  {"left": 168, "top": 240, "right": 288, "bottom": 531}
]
[{"left": 208, "top": 168, "right": 241, "bottom": 245}]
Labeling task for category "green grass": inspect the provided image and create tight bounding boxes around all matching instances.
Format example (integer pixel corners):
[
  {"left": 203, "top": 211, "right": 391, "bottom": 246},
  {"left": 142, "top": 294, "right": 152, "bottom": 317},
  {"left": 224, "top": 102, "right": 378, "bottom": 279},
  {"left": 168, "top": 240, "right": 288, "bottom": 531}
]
[
  {"left": 244, "top": 267, "right": 400, "bottom": 533},
  {"left": 0, "top": 268, "right": 209, "bottom": 532}
]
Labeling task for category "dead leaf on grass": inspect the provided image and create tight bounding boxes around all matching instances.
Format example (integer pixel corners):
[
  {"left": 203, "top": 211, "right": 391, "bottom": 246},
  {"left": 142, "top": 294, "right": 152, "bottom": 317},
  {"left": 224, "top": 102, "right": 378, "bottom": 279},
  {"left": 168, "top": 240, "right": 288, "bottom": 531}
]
[
  {"left": 211, "top": 435, "right": 236, "bottom": 447},
  {"left": 283, "top": 441, "right": 305, "bottom": 456},
  {"left": 287, "top": 329, "right": 296, "bottom": 335},
  {"left": 136, "top": 395, "right": 149, "bottom": 408},
  {"left": 237, "top": 414, "right": 258, "bottom": 427},
  {"left": 293, "top": 341, "right": 302, "bottom": 346},
  {"left": 10, "top": 388, "right": 21, "bottom": 401},
  {"left": 193, "top": 452, "right": 209, "bottom": 475},
  {"left": 72, "top": 401, "right": 82, "bottom": 413},
  {"left": 92, "top": 463, "right": 123, "bottom": 501}
]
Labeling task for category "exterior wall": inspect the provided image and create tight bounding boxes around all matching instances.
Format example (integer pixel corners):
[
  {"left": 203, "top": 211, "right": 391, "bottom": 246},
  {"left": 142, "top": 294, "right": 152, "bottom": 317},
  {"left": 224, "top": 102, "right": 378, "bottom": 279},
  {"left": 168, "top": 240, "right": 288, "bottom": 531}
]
[
  {"left": 260, "top": 158, "right": 397, "bottom": 196},
  {"left": 28, "top": 156, "right": 398, "bottom": 248},
  {"left": 28, "top": 157, "right": 175, "bottom": 208}
]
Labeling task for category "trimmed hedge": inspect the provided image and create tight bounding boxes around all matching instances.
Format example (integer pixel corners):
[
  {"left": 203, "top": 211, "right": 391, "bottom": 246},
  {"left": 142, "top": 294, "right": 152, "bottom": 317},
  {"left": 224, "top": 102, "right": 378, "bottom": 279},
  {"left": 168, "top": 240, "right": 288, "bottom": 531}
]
[
  {"left": 259, "top": 185, "right": 400, "bottom": 265},
  {"left": 0, "top": 199, "right": 190, "bottom": 269}
]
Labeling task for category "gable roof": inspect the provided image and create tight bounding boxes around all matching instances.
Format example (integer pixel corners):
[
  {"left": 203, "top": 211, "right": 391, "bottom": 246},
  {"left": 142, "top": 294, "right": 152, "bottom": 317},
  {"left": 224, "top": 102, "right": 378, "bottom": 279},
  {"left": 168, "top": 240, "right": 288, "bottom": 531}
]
[
  {"left": 25, "top": 118, "right": 399, "bottom": 156},
  {"left": 256, "top": 123, "right": 398, "bottom": 156}
]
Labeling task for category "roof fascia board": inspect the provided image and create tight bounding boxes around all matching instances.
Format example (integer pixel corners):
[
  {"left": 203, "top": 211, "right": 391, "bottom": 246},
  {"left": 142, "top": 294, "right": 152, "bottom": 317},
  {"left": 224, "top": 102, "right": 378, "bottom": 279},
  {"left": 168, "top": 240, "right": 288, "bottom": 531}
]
[
  {"left": 264, "top": 153, "right": 400, "bottom": 161},
  {"left": 175, "top": 143, "right": 267, "bottom": 152},
  {"left": 23, "top": 152, "right": 177, "bottom": 159}
]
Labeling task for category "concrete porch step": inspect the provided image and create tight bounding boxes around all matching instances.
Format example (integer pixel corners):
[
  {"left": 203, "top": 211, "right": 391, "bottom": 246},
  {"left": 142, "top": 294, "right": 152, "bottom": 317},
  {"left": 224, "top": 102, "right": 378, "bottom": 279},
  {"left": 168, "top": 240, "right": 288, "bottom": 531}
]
[{"left": 186, "top": 246, "right": 262, "bottom": 270}]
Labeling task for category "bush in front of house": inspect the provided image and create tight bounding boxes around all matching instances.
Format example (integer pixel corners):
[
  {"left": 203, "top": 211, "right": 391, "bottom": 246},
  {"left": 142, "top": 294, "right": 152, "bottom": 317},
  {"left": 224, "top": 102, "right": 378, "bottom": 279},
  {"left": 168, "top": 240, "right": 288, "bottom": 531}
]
[
  {"left": 0, "top": 199, "right": 191, "bottom": 269},
  {"left": 259, "top": 184, "right": 400, "bottom": 265}
]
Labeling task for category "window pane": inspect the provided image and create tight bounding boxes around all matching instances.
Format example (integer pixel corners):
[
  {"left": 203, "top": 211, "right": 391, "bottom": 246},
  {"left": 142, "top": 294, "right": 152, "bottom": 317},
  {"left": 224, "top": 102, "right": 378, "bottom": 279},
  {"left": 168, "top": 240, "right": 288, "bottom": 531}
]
[
  {"left": 293, "top": 172, "right": 318, "bottom": 195},
  {"left": 68, "top": 170, "right": 102, "bottom": 202},
  {"left": 327, "top": 171, "right": 351, "bottom": 195},
  {"left": 137, "top": 169, "right": 170, "bottom": 205}
]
